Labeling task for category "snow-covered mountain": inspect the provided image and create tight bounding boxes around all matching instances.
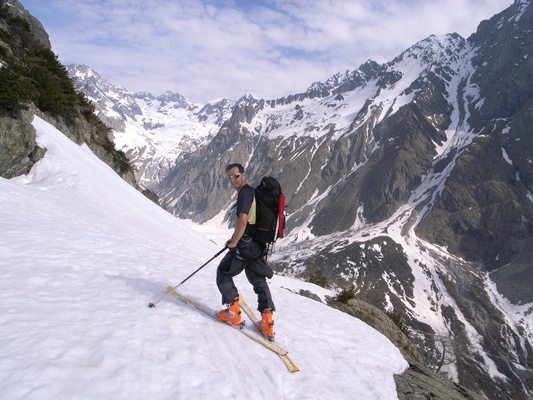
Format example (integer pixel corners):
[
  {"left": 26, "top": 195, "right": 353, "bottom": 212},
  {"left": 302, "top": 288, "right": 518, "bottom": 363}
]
[
  {"left": 65, "top": 1, "right": 533, "bottom": 399},
  {"left": 67, "top": 64, "right": 234, "bottom": 189},
  {"left": 0, "top": 115, "right": 410, "bottom": 399}
]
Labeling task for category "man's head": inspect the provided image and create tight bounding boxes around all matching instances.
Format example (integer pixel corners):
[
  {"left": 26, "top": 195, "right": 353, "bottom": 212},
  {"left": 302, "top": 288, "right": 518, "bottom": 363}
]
[{"left": 226, "top": 163, "right": 246, "bottom": 191}]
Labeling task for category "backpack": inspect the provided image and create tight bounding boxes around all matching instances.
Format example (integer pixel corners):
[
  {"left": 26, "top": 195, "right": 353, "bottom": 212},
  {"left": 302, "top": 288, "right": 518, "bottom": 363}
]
[{"left": 251, "top": 176, "right": 286, "bottom": 244}]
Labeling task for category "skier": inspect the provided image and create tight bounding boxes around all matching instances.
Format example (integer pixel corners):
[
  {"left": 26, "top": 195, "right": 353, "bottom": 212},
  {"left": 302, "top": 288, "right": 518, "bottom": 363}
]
[{"left": 216, "top": 163, "right": 276, "bottom": 340}]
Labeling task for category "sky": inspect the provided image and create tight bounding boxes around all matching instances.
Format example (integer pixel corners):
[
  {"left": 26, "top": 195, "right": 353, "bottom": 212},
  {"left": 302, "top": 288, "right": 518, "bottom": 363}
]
[
  {"left": 0, "top": 114, "right": 407, "bottom": 399},
  {"left": 20, "top": 0, "right": 513, "bottom": 103}
]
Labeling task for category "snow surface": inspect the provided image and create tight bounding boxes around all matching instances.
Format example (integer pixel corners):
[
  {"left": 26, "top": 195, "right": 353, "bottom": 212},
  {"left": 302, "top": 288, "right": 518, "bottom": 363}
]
[{"left": 0, "top": 116, "right": 407, "bottom": 400}]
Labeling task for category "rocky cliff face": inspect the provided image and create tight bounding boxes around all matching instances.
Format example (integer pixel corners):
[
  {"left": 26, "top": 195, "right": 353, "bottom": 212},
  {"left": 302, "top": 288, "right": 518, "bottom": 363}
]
[
  {"left": 0, "top": 0, "right": 49, "bottom": 178},
  {"left": 416, "top": 0, "right": 533, "bottom": 273}
]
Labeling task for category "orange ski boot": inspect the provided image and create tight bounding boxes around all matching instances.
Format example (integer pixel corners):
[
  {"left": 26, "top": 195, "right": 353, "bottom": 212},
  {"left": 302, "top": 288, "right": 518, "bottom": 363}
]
[
  {"left": 217, "top": 297, "right": 242, "bottom": 326},
  {"left": 258, "top": 308, "right": 275, "bottom": 341}
]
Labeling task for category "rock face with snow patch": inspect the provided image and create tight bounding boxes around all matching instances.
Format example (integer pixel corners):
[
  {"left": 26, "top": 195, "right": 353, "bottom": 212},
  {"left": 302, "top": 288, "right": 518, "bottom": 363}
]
[
  {"left": 0, "top": 107, "right": 46, "bottom": 178},
  {"left": 416, "top": 0, "right": 533, "bottom": 273}
]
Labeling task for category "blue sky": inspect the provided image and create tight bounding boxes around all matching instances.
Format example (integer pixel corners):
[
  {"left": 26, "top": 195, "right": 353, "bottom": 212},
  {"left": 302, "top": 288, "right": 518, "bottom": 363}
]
[{"left": 20, "top": 0, "right": 512, "bottom": 103}]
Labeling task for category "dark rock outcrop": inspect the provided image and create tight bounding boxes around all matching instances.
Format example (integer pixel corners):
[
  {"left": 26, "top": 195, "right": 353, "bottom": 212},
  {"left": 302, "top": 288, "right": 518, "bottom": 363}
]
[{"left": 299, "top": 289, "right": 483, "bottom": 400}]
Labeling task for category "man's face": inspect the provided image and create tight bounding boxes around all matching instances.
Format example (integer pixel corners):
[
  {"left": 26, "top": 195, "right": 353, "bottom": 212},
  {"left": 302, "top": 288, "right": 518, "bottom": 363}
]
[{"left": 226, "top": 167, "right": 245, "bottom": 191}]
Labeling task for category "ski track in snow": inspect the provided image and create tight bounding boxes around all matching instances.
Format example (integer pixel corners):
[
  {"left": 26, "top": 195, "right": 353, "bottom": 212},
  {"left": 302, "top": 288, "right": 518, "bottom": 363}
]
[{"left": 0, "top": 116, "right": 407, "bottom": 400}]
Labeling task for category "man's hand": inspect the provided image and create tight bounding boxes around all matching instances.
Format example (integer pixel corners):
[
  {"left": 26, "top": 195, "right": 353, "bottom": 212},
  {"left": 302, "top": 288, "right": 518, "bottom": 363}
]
[{"left": 226, "top": 238, "right": 238, "bottom": 249}]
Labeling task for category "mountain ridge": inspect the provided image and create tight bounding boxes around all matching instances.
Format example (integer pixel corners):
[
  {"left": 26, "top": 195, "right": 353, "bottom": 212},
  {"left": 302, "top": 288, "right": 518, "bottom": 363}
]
[{"left": 67, "top": 63, "right": 235, "bottom": 189}]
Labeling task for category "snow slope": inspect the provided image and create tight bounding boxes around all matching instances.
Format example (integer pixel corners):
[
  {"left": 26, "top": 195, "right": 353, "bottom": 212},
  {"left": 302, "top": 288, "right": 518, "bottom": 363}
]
[{"left": 0, "top": 116, "right": 407, "bottom": 400}]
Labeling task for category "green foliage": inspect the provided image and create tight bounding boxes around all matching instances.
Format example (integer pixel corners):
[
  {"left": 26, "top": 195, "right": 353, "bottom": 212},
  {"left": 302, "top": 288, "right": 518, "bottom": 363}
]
[
  {"left": 79, "top": 93, "right": 98, "bottom": 120},
  {"left": 25, "top": 49, "right": 80, "bottom": 118},
  {"left": 0, "top": 6, "right": 82, "bottom": 120},
  {"left": 335, "top": 284, "right": 356, "bottom": 303},
  {"left": 8, "top": 14, "right": 30, "bottom": 32},
  {"left": 385, "top": 310, "right": 409, "bottom": 337},
  {"left": 101, "top": 136, "right": 133, "bottom": 174},
  {"left": 0, "top": 27, "right": 9, "bottom": 42},
  {"left": 0, "top": 65, "right": 38, "bottom": 115},
  {"left": 307, "top": 270, "right": 328, "bottom": 288},
  {"left": 102, "top": 136, "right": 116, "bottom": 154},
  {"left": 115, "top": 149, "right": 135, "bottom": 174},
  {"left": 0, "top": 57, "right": 80, "bottom": 118}
]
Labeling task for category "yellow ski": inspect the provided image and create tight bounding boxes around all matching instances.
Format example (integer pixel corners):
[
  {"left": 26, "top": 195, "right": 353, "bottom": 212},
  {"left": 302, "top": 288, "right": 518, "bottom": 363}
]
[
  {"left": 166, "top": 286, "right": 297, "bottom": 370},
  {"left": 239, "top": 295, "right": 300, "bottom": 373}
]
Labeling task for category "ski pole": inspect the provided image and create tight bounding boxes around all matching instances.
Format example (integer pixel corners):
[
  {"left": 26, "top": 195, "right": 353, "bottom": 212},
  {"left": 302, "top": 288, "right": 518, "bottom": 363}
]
[{"left": 148, "top": 246, "right": 227, "bottom": 308}]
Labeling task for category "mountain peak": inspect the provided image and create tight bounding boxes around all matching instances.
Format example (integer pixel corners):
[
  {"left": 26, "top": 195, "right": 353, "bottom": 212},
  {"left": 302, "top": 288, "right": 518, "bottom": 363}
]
[
  {"left": 133, "top": 91, "right": 156, "bottom": 101},
  {"left": 305, "top": 60, "right": 384, "bottom": 98},
  {"left": 155, "top": 91, "right": 194, "bottom": 109},
  {"left": 388, "top": 33, "right": 467, "bottom": 68},
  {"left": 236, "top": 93, "right": 261, "bottom": 104},
  {"left": 67, "top": 63, "right": 107, "bottom": 83}
]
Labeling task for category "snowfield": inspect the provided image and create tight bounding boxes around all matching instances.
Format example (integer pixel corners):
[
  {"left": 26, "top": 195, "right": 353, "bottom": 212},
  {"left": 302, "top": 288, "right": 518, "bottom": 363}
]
[{"left": 0, "top": 116, "right": 407, "bottom": 400}]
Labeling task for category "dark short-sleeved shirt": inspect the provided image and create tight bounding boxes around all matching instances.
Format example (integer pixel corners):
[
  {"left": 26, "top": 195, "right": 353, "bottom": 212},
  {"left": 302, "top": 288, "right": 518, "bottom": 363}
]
[{"left": 236, "top": 184, "right": 257, "bottom": 224}]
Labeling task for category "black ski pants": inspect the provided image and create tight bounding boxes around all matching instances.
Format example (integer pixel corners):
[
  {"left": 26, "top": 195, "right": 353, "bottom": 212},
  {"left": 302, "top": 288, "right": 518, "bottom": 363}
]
[{"left": 216, "top": 239, "right": 275, "bottom": 313}]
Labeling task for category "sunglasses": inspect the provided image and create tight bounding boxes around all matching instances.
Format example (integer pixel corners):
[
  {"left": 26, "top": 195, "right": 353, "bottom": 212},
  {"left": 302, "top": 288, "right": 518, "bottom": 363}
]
[{"left": 227, "top": 173, "right": 242, "bottom": 180}]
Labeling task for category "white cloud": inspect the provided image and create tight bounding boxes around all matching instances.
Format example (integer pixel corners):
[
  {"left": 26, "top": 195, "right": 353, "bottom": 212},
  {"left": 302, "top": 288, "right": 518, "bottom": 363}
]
[{"left": 21, "top": 0, "right": 513, "bottom": 103}]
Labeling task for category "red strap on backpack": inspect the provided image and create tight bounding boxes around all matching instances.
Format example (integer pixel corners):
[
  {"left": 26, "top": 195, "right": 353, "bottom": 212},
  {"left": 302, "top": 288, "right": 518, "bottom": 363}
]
[{"left": 277, "top": 194, "right": 286, "bottom": 239}]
